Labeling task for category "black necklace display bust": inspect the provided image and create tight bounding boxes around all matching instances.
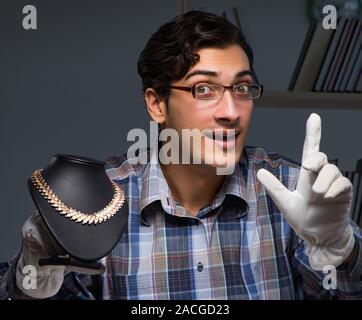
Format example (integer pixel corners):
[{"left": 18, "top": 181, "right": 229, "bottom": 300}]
[{"left": 28, "top": 154, "right": 128, "bottom": 273}]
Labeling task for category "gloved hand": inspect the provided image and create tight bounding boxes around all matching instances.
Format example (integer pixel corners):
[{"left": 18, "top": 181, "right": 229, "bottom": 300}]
[
  {"left": 257, "top": 113, "right": 355, "bottom": 271},
  {"left": 16, "top": 211, "right": 105, "bottom": 299},
  {"left": 16, "top": 211, "right": 65, "bottom": 299}
]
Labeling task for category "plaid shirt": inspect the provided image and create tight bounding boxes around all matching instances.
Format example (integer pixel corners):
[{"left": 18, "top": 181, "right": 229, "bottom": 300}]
[{"left": 1, "top": 146, "right": 361, "bottom": 300}]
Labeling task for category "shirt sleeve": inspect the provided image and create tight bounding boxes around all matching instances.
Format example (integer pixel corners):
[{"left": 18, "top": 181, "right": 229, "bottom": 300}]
[
  {"left": 47, "top": 272, "right": 100, "bottom": 300},
  {"left": 290, "top": 220, "right": 362, "bottom": 300},
  {"left": 0, "top": 247, "right": 22, "bottom": 300}
]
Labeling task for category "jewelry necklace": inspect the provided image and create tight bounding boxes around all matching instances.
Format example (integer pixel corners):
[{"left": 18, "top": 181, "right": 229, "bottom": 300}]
[{"left": 31, "top": 169, "right": 125, "bottom": 225}]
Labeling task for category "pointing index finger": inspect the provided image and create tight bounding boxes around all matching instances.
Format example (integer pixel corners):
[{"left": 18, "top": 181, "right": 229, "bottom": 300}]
[{"left": 302, "top": 113, "right": 321, "bottom": 163}]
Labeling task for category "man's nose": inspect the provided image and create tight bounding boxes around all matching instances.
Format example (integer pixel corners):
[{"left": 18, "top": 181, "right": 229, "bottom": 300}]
[{"left": 214, "top": 90, "right": 240, "bottom": 122}]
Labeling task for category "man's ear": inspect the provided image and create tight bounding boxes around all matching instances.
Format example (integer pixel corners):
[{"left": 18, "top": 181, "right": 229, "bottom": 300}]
[{"left": 144, "top": 88, "right": 167, "bottom": 124}]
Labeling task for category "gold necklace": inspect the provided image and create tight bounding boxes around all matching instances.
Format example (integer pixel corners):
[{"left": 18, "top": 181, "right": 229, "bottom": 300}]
[{"left": 31, "top": 169, "right": 126, "bottom": 225}]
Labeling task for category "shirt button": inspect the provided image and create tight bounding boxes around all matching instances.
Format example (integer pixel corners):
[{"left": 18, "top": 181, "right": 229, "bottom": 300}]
[{"left": 197, "top": 262, "right": 204, "bottom": 272}]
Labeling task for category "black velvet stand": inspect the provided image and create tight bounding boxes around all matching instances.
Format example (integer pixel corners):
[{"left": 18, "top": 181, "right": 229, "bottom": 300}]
[{"left": 28, "top": 154, "right": 129, "bottom": 274}]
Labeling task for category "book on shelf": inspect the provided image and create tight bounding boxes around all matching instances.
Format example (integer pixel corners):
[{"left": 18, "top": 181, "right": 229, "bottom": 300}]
[
  {"left": 356, "top": 160, "right": 362, "bottom": 228},
  {"left": 344, "top": 171, "right": 354, "bottom": 218},
  {"left": 314, "top": 17, "right": 348, "bottom": 92},
  {"left": 323, "top": 19, "right": 357, "bottom": 92},
  {"left": 288, "top": 21, "right": 317, "bottom": 91},
  {"left": 335, "top": 19, "right": 362, "bottom": 91},
  {"left": 353, "top": 159, "right": 362, "bottom": 228},
  {"left": 341, "top": 21, "right": 362, "bottom": 91},
  {"left": 345, "top": 46, "right": 362, "bottom": 92},
  {"left": 351, "top": 172, "right": 361, "bottom": 223},
  {"left": 289, "top": 15, "right": 362, "bottom": 94},
  {"left": 342, "top": 160, "right": 362, "bottom": 225},
  {"left": 355, "top": 177, "right": 362, "bottom": 227},
  {"left": 289, "top": 21, "right": 334, "bottom": 91},
  {"left": 355, "top": 70, "right": 362, "bottom": 92}
]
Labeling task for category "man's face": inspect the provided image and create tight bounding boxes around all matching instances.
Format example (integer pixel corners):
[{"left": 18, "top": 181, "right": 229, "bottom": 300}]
[{"left": 162, "top": 44, "right": 253, "bottom": 171}]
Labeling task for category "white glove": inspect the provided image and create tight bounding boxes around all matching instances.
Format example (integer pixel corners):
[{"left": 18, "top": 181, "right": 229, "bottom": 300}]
[
  {"left": 16, "top": 212, "right": 65, "bottom": 299},
  {"left": 257, "top": 113, "right": 355, "bottom": 271}
]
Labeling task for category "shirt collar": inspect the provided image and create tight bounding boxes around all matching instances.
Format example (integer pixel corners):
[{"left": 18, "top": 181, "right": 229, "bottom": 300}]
[
  {"left": 212, "top": 150, "right": 249, "bottom": 218},
  {"left": 140, "top": 148, "right": 249, "bottom": 222},
  {"left": 139, "top": 149, "right": 172, "bottom": 215}
]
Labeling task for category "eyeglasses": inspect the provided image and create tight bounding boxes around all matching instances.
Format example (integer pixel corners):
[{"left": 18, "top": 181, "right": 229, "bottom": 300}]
[{"left": 170, "top": 83, "right": 263, "bottom": 100}]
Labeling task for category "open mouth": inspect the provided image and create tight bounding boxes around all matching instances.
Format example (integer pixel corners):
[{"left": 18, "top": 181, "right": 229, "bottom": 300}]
[{"left": 203, "top": 129, "right": 240, "bottom": 142}]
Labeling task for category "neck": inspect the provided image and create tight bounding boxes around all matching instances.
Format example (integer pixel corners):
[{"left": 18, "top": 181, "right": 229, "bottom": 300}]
[{"left": 160, "top": 163, "right": 225, "bottom": 216}]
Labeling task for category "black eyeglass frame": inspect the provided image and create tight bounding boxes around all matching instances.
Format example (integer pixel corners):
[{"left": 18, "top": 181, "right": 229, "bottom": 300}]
[{"left": 169, "top": 83, "right": 264, "bottom": 100}]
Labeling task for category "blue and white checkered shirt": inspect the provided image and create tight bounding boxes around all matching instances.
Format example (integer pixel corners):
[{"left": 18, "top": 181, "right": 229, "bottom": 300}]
[{"left": 1, "top": 146, "right": 361, "bottom": 299}]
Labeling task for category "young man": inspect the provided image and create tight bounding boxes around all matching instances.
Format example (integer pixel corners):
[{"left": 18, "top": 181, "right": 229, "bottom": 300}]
[{"left": 1, "top": 11, "right": 361, "bottom": 300}]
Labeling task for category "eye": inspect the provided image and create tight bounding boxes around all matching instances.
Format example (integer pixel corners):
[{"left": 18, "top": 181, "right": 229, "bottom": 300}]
[
  {"left": 195, "top": 84, "right": 214, "bottom": 94},
  {"left": 234, "top": 84, "right": 250, "bottom": 93}
]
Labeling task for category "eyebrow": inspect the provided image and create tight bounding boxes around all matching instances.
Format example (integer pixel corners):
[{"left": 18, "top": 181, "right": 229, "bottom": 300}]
[{"left": 185, "top": 69, "right": 252, "bottom": 81}]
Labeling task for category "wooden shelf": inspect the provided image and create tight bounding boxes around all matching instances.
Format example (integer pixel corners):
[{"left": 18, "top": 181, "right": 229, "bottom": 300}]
[{"left": 254, "top": 91, "right": 362, "bottom": 109}]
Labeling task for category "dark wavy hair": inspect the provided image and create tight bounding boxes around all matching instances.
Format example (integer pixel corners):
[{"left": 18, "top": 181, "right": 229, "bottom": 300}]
[{"left": 137, "top": 11, "right": 254, "bottom": 99}]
